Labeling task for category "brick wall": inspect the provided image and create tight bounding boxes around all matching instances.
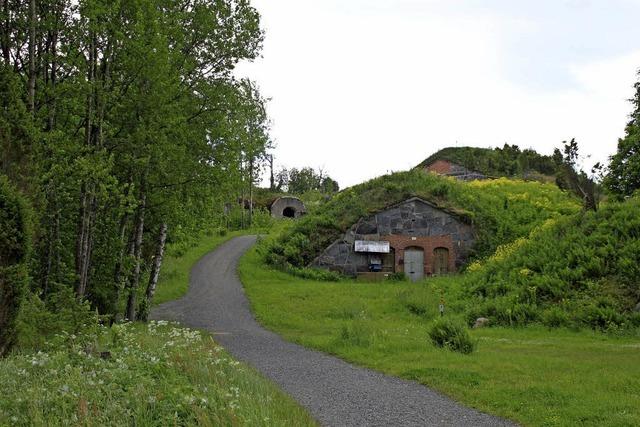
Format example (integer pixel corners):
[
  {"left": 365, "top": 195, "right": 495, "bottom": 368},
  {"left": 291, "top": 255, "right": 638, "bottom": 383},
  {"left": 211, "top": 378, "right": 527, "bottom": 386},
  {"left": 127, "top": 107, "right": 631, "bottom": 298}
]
[
  {"left": 425, "top": 159, "right": 452, "bottom": 175},
  {"left": 383, "top": 234, "right": 455, "bottom": 275}
]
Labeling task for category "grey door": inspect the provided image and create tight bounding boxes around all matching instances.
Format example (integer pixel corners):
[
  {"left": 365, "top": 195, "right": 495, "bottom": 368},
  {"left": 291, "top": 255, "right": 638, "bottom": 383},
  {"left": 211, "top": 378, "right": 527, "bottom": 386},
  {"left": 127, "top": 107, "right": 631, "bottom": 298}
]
[{"left": 404, "top": 247, "right": 424, "bottom": 282}]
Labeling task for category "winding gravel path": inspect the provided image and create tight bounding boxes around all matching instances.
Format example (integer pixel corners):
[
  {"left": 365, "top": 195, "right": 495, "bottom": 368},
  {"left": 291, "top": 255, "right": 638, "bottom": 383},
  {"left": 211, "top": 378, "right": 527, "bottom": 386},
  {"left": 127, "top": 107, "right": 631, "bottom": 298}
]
[{"left": 151, "top": 235, "right": 515, "bottom": 427}]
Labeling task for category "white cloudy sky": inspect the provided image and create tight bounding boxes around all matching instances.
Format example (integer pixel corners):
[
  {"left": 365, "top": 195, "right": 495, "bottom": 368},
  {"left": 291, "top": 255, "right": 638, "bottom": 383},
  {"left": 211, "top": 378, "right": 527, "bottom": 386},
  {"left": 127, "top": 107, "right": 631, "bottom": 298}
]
[{"left": 235, "top": 0, "right": 640, "bottom": 188}]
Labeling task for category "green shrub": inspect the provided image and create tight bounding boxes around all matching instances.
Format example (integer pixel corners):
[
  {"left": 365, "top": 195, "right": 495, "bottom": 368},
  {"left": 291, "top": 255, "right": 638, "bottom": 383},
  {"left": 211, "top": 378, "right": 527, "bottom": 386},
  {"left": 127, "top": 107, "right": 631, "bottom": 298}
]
[
  {"left": 428, "top": 317, "right": 476, "bottom": 354},
  {"left": 541, "top": 307, "right": 570, "bottom": 328},
  {"left": 0, "top": 176, "right": 30, "bottom": 357},
  {"left": 286, "top": 265, "right": 342, "bottom": 282},
  {"left": 16, "top": 287, "right": 98, "bottom": 351},
  {"left": 387, "top": 272, "right": 408, "bottom": 282}
]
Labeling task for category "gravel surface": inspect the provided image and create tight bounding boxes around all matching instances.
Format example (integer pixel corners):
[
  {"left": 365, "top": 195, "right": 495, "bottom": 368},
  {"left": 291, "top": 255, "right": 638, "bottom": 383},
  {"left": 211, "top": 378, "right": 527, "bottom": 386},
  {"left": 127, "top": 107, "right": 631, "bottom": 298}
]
[{"left": 151, "top": 235, "right": 516, "bottom": 427}]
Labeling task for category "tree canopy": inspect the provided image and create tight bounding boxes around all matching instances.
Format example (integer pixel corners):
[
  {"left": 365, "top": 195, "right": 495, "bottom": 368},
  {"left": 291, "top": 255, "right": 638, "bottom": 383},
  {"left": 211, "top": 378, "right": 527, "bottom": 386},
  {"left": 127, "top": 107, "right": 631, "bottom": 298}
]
[
  {"left": 605, "top": 70, "right": 640, "bottom": 198},
  {"left": 0, "top": 0, "right": 272, "bottom": 322}
]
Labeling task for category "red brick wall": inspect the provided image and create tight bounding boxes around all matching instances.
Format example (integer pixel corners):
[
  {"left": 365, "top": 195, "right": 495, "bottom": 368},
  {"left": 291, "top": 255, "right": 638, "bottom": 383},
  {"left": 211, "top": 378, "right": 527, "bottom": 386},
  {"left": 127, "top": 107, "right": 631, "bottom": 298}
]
[
  {"left": 382, "top": 234, "right": 455, "bottom": 275},
  {"left": 425, "top": 159, "right": 452, "bottom": 175}
]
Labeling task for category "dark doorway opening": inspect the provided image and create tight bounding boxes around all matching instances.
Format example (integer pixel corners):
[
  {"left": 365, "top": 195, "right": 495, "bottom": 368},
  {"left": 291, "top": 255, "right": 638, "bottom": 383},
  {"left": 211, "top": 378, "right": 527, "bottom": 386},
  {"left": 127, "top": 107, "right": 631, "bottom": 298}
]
[{"left": 283, "top": 207, "right": 296, "bottom": 218}]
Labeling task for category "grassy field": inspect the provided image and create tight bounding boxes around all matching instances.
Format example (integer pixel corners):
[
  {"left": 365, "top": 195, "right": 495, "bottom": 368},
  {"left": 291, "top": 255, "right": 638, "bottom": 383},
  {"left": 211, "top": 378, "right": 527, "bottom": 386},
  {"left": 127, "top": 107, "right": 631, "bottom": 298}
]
[
  {"left": 0, "top": 321, "right": 316, "bottom": 426},
  {"left": 239, "top": 246, "right": 640, "bottom": 427}
]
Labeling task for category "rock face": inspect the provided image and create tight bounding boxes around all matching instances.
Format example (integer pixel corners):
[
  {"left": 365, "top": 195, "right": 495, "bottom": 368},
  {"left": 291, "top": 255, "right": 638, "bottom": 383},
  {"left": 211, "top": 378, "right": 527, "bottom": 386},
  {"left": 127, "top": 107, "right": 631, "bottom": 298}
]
[
  {"left": 313, "top": 197, "right": 475, "bottom": 278},
  {"left": 634, "top": 302, "right": 640, "bottom": 312},
  {"left": 473, "top": 317, "right": 490, "bottom": 329},
  {"left": 270, "top": 196, "right": 306, "bottom": 219}
]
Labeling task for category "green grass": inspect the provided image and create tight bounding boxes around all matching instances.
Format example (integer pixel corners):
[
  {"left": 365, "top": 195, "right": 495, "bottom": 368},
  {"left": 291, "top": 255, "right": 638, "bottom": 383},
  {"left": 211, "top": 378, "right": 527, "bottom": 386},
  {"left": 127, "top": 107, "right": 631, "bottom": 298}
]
[
  {"left": 154, "top": 229, "right": 256, "bottom": 305},
  {"left": 0, "top": 321, "right": 316, "bottom": 426},
  {"left": 239, "top": 247, "right": 640, "bottom": 427}
]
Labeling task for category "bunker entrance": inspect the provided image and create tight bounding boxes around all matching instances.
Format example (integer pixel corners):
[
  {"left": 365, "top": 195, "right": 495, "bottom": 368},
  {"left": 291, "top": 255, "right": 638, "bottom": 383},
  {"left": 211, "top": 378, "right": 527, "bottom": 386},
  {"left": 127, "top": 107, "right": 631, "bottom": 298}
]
[{"left": 283, "top": 207, "right": 296, "bottom": 218}]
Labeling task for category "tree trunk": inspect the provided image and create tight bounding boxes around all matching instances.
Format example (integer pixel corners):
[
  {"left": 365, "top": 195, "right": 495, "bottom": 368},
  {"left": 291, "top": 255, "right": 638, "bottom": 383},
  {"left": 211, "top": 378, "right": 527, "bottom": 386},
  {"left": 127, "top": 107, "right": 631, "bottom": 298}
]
[
  {"left": 125, "top": 193, "right": 146, "bottom": 321},
  {"left": 113, "top": 213, "right": 129, "bottom": 288},
  {"left": 1, "top": 0, "right": 10, "bottom": 65},
  {"left": 27, "top": 0, "right": 36, "bottom": 113},
  {"left": 142, "top": 222, "right": 167, "bottom": 320},
  {"left": 269, "top": 154, "right": 275, "bottom": 191},
  {"left": 249, "top": 158, "right": 254, "bottom": 226}
]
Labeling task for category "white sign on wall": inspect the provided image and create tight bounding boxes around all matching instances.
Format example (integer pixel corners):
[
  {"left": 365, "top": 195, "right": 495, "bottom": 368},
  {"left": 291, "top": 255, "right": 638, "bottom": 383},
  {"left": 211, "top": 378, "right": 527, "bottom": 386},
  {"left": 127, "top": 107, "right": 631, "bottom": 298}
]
[{"left": 354, "top": 240, "right": 390, "bottom": 253}]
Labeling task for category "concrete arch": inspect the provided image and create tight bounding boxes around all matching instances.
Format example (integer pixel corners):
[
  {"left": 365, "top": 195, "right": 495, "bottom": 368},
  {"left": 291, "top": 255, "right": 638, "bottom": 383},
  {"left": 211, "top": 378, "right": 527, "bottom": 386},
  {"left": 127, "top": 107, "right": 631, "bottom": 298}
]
[{"left": 270, "top": 196, "right": 307, "bottom": 219}]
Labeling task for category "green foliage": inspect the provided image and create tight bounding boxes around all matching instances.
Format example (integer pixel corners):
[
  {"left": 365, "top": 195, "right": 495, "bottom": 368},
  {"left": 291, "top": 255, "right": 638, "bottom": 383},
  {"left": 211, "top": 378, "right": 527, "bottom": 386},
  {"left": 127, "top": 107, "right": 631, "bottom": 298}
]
[
  {"left": 265, "top": 170, "right": 579, "bottom": 270},
  {"left": 274, "top": 166, "right": 340, "bottom": 195},
  {"left": 605, "top": 74, "right": 640, "bottom": 197},
  {"left": 416, "top": 144, "right": 558, "bottom": 178},
  {"left": 465, "top": 197, "right": 640, "bottom": 329},
  {"left": 16, "top": 287, "right": 98, "bottom": 351},
  {"left": 0, "top": 0, "right": 272, "bottom": 322},
  {"left": 0, "top": 321, "right": 315, "bottom": 426},
  {"left": 0, "top": 176, "right": 30, "bottom": 357},
  {"left": 428, "top": 318, "right": 476, "bottom": 354}
]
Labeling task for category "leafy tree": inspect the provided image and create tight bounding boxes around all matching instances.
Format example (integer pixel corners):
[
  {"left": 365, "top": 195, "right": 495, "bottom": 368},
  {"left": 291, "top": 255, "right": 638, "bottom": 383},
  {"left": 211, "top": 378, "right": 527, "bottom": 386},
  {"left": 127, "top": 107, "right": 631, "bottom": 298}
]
[
  {"left": 553, "top": 139, "right": 599, "bottom": 211},
  {"left": 0, "top": 175, "right": 30, "bottom": 357},
  {"left": 278, "top": 167, "right": 340, "bottom": 194},
  {"left": 605, "top": 70, "right": 640, "bottom": 198},
  {"left": 0, "top": 0, "right": 272, "bottom": 323}
]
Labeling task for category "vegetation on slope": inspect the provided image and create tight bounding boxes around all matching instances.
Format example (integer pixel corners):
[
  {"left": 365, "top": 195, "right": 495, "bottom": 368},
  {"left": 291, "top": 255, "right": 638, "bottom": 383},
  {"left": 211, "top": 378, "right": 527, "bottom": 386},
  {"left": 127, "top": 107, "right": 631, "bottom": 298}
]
[
  {"left": 265, "top": 170, "right": 579, "bottom": 270},
  {"left": 464, "top": 196, "right": 640, "bottom": 328},
  {"left": 415, "top": 145, "right": 558, "bottom": 178},
  {"left": 0, "top": 320, "right": 315, "bottom": 426}
]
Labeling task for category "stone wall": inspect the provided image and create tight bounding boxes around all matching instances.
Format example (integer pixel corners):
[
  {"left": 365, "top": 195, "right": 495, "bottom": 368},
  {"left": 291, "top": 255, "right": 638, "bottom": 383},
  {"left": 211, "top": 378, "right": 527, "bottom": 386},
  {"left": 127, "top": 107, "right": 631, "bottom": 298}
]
[{"left": 313, "top": 198, "right": 475, "bottom": 277}]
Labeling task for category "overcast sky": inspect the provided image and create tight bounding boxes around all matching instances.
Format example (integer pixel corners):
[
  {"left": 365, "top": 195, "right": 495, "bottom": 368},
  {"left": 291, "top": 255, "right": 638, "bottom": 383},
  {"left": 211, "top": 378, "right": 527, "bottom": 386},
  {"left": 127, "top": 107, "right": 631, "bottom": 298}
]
[{"left": 236, "top": 0, "right": 640, "bottom": 188}]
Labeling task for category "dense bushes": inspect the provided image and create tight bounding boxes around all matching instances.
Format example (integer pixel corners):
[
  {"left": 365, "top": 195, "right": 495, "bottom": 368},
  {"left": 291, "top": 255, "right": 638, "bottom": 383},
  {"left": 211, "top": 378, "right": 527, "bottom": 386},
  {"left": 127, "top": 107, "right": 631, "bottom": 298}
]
[
  {"left": 0, "top": 176, "right": 30, "bottom": 357},
  {"left": 464, "top": 196, "right": 640, "bottom": 330},
  {"left": 416, "top": 145, "right": 558, "bottom": 178},
  {"left": 265, "top": 170, "right": 578, "bottom": 269},
  {"left": 428, "top": 318, "right": 476, "bottom": 354}
]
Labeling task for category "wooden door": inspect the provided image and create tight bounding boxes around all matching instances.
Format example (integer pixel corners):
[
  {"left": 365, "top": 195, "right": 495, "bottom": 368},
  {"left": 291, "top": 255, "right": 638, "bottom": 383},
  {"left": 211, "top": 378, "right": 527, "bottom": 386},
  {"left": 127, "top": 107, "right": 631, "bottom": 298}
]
[
  {"left": 404, "top": 247, "right": 424, "bottom": 282},
  {"left": 433, "top": 247, "right": 449, "bottom": 275}
]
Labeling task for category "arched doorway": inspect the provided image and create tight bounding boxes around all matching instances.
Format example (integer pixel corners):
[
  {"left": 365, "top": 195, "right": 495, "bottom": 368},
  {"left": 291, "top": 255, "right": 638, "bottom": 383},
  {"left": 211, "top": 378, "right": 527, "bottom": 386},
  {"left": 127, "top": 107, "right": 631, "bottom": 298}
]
[
  {"left": 282, "top": 207, "right": 296, "bottom": 218},
  {"left": 433, "top": 247, "right": 450, "bottom": 275},
  {"left": 404, "top": 247, "right": 424, "bottom": 282}
]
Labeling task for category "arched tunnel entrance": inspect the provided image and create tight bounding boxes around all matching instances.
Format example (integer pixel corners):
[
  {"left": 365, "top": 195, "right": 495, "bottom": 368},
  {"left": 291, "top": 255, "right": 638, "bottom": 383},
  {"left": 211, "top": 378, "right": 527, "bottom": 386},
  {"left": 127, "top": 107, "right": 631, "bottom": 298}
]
[{"left": 270, "top": 196, "right": 307, "bottom": 219}]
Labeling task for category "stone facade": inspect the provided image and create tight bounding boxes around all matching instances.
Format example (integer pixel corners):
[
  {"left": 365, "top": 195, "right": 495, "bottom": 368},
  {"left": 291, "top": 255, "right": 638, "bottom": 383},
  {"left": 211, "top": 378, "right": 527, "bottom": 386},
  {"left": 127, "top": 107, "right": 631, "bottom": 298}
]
[
  {"left": 313, "top": 198, "right": 475, "bottom": 278},
  {"left": 424, "top": 159, "right": 486, "bottom": 181},
  {"left": 270, "top": 196, "right": 307, "bottom": 219}
]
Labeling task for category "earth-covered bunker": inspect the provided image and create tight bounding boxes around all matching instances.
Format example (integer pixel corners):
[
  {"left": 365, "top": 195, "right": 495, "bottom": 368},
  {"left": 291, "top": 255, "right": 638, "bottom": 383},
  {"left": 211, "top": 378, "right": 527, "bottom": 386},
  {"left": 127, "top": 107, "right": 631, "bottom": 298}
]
[
  {"left": 313, "top": 197, "right": 475, "bottom": 281},
  {"left": 270, "top": 196, "right": 307, "bottom": 219}
]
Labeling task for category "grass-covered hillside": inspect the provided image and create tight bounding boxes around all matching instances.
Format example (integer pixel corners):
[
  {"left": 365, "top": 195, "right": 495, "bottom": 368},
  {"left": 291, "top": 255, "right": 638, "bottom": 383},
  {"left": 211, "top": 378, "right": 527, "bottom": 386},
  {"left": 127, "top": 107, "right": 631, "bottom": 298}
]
[
  {"left": 416, "top": 145, "right": 557, "bottom": 178},
  {"left": 462, "top": 196, "right": 640, "bottom": 328},
  {"left": 265, "top": 170, "right": 579, "bottom": 269}
]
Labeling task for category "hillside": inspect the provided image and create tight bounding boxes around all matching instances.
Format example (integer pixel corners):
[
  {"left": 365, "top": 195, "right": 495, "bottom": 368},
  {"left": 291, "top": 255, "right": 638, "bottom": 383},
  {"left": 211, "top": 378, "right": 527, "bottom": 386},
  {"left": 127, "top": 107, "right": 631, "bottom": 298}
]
[
  {"left": 264, "top": 170, "right": 580, "bottom": 269},
  {"left": 463, "top": 196, "right": 640, "bottom": 328},
  {"left": 416, "top": 145, "right": 557, "bottom": 178}
]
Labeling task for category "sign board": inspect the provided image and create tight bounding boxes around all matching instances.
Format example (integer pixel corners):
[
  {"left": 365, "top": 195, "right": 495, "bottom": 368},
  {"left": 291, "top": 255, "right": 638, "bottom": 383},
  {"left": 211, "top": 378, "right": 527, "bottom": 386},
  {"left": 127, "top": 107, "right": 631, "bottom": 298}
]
[{"left": 354, "top": 240, "right": 390, "bottom": 253}]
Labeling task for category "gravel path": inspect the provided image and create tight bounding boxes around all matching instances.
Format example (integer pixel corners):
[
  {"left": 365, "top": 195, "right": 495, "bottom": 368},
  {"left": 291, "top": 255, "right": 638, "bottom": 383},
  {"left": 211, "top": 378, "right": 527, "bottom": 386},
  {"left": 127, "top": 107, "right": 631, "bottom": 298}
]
[{"left": 151, "top": 235, "right": 515, "bottom": 427}]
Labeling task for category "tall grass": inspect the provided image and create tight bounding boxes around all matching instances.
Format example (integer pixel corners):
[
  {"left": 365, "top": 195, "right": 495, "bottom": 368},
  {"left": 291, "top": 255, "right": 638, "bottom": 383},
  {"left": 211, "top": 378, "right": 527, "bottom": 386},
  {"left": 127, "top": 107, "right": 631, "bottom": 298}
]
[{"left": 0, "top": 321, "right": 315, "bottom": 426}]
